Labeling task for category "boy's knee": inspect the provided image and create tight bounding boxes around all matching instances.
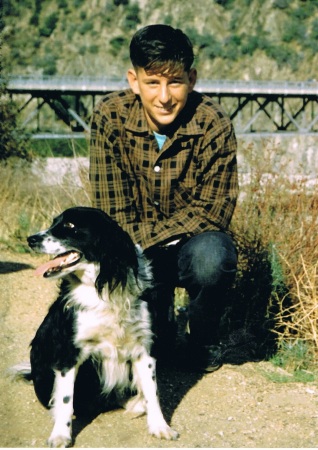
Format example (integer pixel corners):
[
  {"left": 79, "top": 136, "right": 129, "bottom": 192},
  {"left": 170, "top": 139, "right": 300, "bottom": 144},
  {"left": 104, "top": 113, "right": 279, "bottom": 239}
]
[{"left": 178, "top": 232, "right": 237, "bottom": 287}]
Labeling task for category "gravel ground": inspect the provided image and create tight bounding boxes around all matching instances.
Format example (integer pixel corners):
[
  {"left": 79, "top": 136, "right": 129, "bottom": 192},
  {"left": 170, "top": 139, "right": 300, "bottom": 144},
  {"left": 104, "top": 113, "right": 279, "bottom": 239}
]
[{"left": 1, "top": 250, "right": 318, "bottom": 448}]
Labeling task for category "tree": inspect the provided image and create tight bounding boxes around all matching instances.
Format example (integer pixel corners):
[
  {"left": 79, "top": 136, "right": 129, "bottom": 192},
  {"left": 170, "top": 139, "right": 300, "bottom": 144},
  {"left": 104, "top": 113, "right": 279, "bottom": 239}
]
[{"left": 0, "top": 82, "right": 33, "bottom": 161}]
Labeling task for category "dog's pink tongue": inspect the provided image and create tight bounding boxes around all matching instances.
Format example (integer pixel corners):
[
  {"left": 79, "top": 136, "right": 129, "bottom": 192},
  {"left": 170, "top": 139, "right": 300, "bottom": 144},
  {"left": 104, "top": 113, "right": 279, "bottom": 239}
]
[{"left": 34, "top": 255, "right": 67, "bottom": 276}]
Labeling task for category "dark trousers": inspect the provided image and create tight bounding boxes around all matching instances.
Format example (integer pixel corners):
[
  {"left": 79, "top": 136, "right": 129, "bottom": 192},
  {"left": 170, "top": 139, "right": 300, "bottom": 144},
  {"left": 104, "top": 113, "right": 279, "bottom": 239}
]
[{"left": 144, "top": 231, "right": 238, "bottom": 350}]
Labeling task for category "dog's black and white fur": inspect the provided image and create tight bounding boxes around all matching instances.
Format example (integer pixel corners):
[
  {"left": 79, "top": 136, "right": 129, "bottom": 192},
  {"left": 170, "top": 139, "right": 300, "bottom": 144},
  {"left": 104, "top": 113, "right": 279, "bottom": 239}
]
[{"left": 14, "top": 206, "right": 178, "bottom": 447}]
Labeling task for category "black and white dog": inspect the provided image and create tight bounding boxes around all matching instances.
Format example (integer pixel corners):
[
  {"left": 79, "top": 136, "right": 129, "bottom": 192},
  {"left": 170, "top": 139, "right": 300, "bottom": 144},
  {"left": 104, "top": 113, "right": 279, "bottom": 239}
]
[{"left": 14, "top": 206, "right": 178, "bottom": 447}]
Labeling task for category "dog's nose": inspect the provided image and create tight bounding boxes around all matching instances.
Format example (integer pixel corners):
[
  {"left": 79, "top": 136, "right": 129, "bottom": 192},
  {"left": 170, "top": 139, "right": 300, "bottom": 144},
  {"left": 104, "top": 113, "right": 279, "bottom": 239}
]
[{"left": 27, "top": 235, "right": 39, "bottom": 246}]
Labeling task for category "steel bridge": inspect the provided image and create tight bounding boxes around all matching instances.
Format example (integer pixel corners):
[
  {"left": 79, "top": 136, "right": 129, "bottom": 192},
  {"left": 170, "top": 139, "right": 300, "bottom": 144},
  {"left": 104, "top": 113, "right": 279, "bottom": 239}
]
[{"left": 6, "top": 75, "right": 318, "bottom": 137}]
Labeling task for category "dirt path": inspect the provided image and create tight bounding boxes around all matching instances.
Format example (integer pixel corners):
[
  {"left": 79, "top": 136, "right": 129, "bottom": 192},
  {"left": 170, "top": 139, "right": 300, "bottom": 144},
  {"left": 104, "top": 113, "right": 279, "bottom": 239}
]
[{"left": 1, "top": 250, "right": 317, "bottom": 448}]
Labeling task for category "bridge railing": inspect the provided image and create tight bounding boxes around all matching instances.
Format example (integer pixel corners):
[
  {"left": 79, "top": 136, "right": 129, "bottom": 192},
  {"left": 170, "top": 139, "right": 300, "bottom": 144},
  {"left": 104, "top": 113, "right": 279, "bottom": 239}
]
[
  {"left": 5, "top": 75, "right": 318, "bottom": 96},
  {"left": 5, "top": 75, "right": 129, "bottom": 93},
  {"left": 4, "top": 75, "right": 318, "bottom": 135}
]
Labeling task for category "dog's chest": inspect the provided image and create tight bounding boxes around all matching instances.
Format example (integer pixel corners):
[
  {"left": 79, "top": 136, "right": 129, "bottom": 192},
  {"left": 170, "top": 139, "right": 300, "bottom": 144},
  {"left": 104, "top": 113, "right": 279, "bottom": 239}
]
[{"left": 71, "top": 284, "right": 152, "bottom": 360}]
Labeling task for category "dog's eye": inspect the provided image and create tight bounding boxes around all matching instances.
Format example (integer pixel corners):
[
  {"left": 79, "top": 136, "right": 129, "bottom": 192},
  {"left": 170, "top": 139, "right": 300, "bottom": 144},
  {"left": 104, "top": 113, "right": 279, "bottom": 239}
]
[{"left": 64, "top": 222, "right": 75, "bottom": 229}]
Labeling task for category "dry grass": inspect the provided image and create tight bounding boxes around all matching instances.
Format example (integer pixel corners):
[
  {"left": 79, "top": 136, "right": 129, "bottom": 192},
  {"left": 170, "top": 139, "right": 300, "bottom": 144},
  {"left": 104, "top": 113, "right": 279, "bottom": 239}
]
[
  {"left": 231, "top": 139, "right": 318, "bottom": 368},
  {"left": 0, "top": 157, "right": 90, "bottom": 250},
  {"left": 274, "top": 255, "right": 318, "bottom": 353}
]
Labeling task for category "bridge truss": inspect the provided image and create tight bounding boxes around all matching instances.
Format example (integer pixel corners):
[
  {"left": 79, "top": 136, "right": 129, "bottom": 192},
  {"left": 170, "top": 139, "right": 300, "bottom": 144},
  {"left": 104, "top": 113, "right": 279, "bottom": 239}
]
[{"left": 6, "top": 76, "right": 318, "bottom": 137}]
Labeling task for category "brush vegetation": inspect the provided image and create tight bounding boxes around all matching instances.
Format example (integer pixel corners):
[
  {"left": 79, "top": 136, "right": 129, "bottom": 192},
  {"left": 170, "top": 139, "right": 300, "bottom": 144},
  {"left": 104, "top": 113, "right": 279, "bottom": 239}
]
[
  {"left": 231, "top": 141, "right": 318, "bottom": 378},
  {"left": 1, "top": 139, "right": 318, "bottom": 378},
  {"left": 2, "top": 0, "right": 318, "bottom": 81}
]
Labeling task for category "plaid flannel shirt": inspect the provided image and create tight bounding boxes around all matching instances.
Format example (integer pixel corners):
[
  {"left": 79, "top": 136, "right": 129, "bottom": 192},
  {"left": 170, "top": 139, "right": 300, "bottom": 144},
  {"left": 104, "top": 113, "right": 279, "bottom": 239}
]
[{"left": 89, "top": 89, "right": 238, "bottom": 249}]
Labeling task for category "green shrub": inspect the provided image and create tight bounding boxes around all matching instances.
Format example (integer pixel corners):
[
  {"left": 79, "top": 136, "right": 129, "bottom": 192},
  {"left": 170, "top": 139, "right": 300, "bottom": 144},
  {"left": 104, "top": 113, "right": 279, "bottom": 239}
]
[
  {"left": 39, "top": 12, "right": 59, "bottom": 37},
  {"left": 123, "top": 4, "right": 140, "bottom": 30},
  {"left": 88, "top": 44, "right": 99, "bottom": 54},
  {"left": 78, "top": 20, "right": 94, "bottom": 35},
  {"left": 282, "top": 19, "right": 306, "bottom": 43},
  {"left": 207, "top": 40, "right": 224, "bottom": 59},
  {"left": 223, "top": 35, "right": 242, "bottom": 60},
  {"left": 273, "top": 0, "right": 291, "bottom": 9},
  {"left": 33, "top": 38, "right": 41, "bottom": 49},
  {"left": 291, "top": 4, "right": 315, "bottom": 20},
  {"left": 265, "top": 43, "right": 298, "bottom": 69},
  {"left": 114, "top": 0, "right": 129, "bottom": 5},
  {"left": 109, "top": 36, "right": 128, "bottom": 56},
  {"left": 79, "top": 45, "right": 86, "bottom": 55},
  {"left": 57, "top": 0, "right": 68, "bottom": 8},
  {"left": 73, "top": 0, "right": 85, "bottom": 7},
  {"left": 215, "top": 0, "right": 235, "bottom": 8},
  {"left": 310, "top": 19, "right": 318, "bottom": 41},
  {"left": 241, "top": 36, "right": 257, "bottom": 55},
  {"left": 66, "top": 24, "right": 77, "bottom": 40},
  {"left": 306, "top": 21, "right": 318, "bottom": 54},
  {"left": 2, "top": 0, "right": 20, "bottom": 16},
  {"left": 35, "top": 54, "right": 58, "bottom": 76},
  {"left": 163, "top": 14, "right": 173, "bottom": 26},
  {"left": 29, "top": 12, "right": 40, "bottom": 26},
  {"left": 185, "top": 30, "right": 223, "bottom": 59},
  {"left": 29, "top": 0, "right": 41, "bottom": 25}
]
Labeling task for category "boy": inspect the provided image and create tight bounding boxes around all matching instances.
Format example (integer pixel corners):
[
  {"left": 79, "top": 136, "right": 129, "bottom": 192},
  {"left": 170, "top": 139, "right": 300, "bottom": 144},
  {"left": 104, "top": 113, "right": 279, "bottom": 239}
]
[{"left": 89, "top": 24, "right": 238, "bottom": 371}]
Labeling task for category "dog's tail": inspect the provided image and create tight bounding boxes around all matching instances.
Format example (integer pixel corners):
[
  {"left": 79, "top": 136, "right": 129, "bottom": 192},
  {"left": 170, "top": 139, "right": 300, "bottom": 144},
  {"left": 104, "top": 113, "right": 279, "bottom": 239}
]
[{"left": 7, "top": 361, "right": 33, "bottom": 384}]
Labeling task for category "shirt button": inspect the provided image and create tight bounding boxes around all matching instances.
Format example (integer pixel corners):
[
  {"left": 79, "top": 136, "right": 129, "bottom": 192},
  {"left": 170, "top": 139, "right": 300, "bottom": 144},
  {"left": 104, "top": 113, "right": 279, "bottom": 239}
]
[{"left": 154, "top": 165, "right": 161, "bottom": 172}]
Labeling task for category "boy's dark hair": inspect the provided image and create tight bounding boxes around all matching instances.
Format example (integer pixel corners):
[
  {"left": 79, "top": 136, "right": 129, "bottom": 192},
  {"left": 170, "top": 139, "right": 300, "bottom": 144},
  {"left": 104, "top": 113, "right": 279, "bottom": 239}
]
[{"left": 129, "top": 25, "right": 194, "bottom": 74}]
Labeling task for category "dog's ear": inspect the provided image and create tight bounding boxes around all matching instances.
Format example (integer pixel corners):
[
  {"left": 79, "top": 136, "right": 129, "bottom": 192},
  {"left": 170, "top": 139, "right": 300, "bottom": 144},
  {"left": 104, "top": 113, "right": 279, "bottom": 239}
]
[{"left": 95, "top": 223, "right": 139, "bottom": 296}]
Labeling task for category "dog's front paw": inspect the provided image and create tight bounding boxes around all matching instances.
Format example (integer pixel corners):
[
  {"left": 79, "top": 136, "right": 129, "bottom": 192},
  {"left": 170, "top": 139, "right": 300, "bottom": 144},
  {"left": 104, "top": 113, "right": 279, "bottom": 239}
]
[
  {"left": 47, "top": 433, "right": 72, "bottom": 448},
  {"left": 149, "top": 422, "right": 179, "bottom": 440}
]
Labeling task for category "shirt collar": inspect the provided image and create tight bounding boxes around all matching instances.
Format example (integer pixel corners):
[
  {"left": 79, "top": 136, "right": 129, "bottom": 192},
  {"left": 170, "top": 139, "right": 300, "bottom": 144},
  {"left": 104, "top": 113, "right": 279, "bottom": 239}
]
[{"left": 125, "top": 97, "right": 150, "bottom": 134}]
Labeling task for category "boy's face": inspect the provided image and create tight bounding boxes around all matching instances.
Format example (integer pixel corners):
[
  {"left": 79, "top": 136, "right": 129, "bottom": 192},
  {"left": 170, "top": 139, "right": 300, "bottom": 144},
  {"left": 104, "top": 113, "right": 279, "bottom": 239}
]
[{"left": 127, "top": 66, "right": 197, "bottom": 133}]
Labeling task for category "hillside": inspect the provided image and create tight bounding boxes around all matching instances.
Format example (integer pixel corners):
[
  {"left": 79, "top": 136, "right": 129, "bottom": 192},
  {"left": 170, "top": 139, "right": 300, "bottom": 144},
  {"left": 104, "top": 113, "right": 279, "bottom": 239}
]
[{"left": 2, "top": 0, "right": 318, "bottom": 81}]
